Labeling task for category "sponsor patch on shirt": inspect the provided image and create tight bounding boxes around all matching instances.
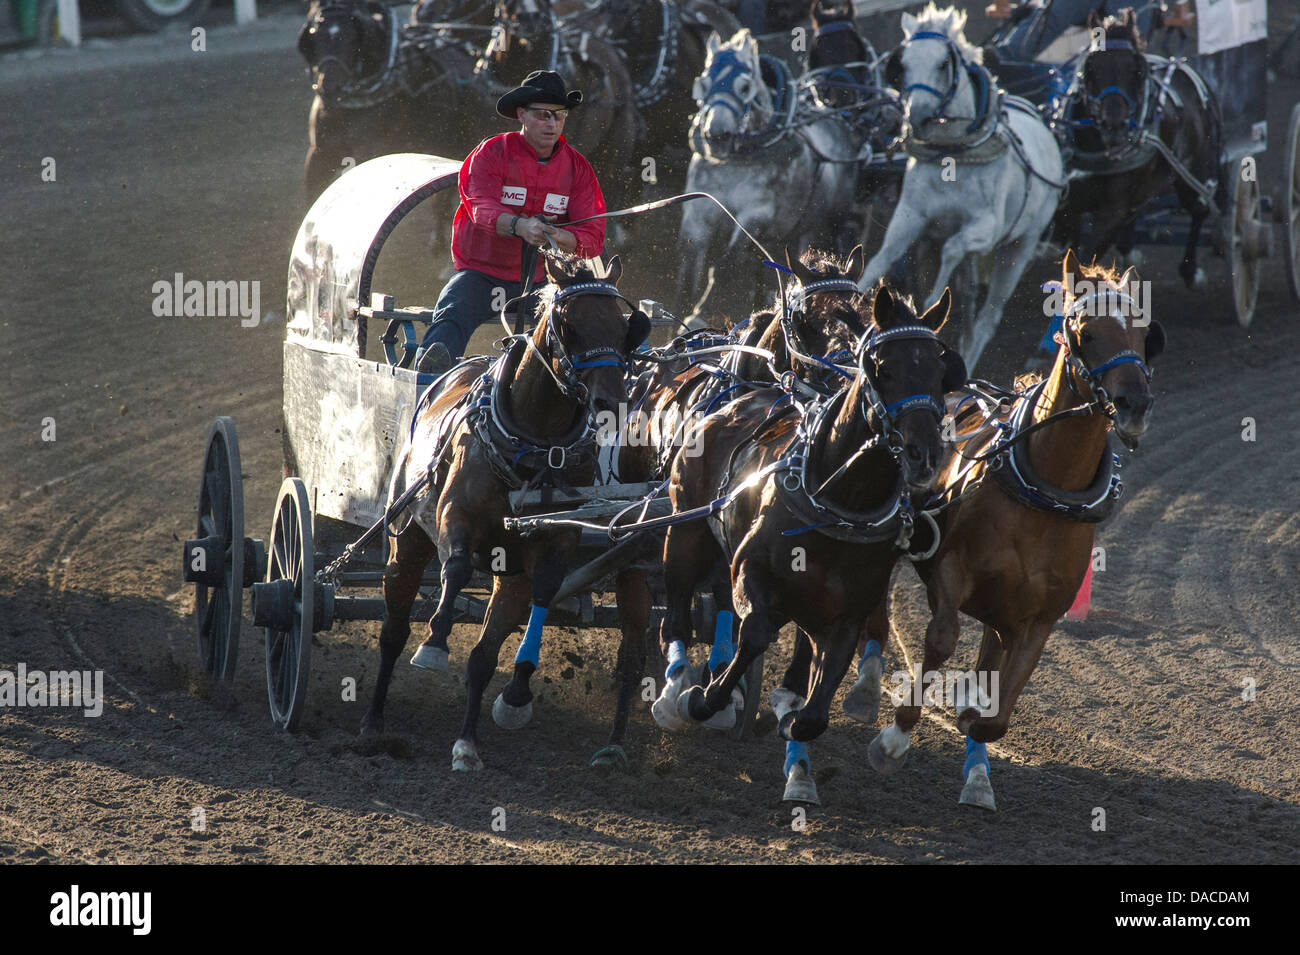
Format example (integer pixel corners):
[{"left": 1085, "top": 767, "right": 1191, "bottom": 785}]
[
  {"left": 543, "top": 193, "right": 569, "bottom": 215},
  {"left": 501, "top": 185, "right": 527, "bottom": 206}
]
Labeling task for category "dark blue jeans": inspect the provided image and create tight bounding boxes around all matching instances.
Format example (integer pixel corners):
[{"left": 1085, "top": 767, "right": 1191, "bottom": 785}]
[{"left": 417, "top": 269, "right": 539, "bottom": 361}]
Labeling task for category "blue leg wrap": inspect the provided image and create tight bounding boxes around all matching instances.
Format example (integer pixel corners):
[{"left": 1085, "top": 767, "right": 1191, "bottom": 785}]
[
  {"left": 665, "top": 640, "right": 687, "bottom": 679},
  {"left": 784, "top": 740, "right": 811, "bottom": 777},
  {"left": 1037, "top": 313, "right": 1063, "bottom": 354},
  {"left": 861, "top": 639, "right": 882, "bottom": 667},
  {"left": 963, "top": 736, "right": 989, "bottom": 780},
  {"left": 708, "top": 611, "right": 735, "bottom": 672},
  {"left": 514, "top": 604, "right": 547, "bottom": 667}
]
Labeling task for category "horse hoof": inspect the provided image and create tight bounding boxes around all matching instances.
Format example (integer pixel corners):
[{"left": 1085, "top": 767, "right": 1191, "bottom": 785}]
[
  {"left": 451, "top": 739, "right": 483, "bottom": 772},
  {"left": 651, "top": 677, "right": 689, "bottom": 731},
  {"left": 959, "top": 765, "right": 997, "bottom": 811},
  {"left": 492, "top": 693, "right": 533, "bottom": 730},
  {"left": 843, "top": 656, "right": 882, "bottom": 724},
  {"left": 702, "top": 688, "right": 743, "bottom": 731},
  {"left": 589, "top": 745, "right": 630, "bottom": 774},
  {"left": 783, "top": 763, "right": 821, "bottom": 805},
  {"left": 867, "top": 732, "right": 908, "bottom": 776},
  {"left": 410, "top": 645, "right": 448, "bottom": 671}
]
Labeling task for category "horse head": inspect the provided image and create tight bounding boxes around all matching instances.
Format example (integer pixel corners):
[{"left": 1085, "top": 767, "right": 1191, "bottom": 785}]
[
  {"left": 888, "top": 2, "right": 981, "bottom": 132},
  {"left": 808, "top": 0, "right": 868, "bottom": 109},
  {"left": 1079, "top": 9, "right": 1148, "bottom": 149},
  {"left": 533, "top": 254, "right": 651, "bottom": 421},
  {"left": 858, "top": 279, "right": 964, "bottom": 493},
  {"left": 693, "top": 30, "right": 773, "bottom": 149},
  {"left": 299, "top": 1, "right": 392, "bottom": 104},
  {"left": 1057, "top": 250, "right": 1164, "bottom": 450},
  {"left": 780, "top": 245, "right": 874, "bottom": 390}
]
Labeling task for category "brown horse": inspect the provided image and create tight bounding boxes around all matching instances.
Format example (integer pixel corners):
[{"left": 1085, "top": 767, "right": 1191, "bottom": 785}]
[
  {"left": 588, "top": 246, "right": 877, "bottom": 771},
  {"left": 651, "top": 280, "right": 965, "bottom": 802},
  {"left": 360, "top": 254, "right": 650, "bottom": 771},
  {"left": 855, "top": 250, "right": 1165, "bottom": 810}
]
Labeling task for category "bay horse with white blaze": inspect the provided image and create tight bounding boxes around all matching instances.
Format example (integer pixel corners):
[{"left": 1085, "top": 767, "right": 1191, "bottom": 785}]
[{"left": 850, "top": 251, "right": 1164, "bottom": 810}]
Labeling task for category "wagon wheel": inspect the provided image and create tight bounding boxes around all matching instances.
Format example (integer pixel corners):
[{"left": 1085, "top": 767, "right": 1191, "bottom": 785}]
[
  {"left": 1284, "top": 103, "right": 1300, "bottom": 301},
  {"left": 1224, "top": 162, "right": 1263, "bottom": 327},
  {"left": 185, "top": 417, "right": 257, "bottom": 682},
  {"left": 258, "top": 478, "right": 315, "bottom": 732}
]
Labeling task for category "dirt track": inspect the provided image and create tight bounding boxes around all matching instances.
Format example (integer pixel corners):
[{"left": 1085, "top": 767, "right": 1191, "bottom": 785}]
[{"left": 2, "top": 6, "right": 1298, "bottom": 864}]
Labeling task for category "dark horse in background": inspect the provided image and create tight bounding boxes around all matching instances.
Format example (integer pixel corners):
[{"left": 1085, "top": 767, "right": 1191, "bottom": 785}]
[
  {"left": 1055, "top": 9, "right": 1220, "bottom": 286},
  {"left": 298, "top": 0, "right": 638, "bottom": 205}
]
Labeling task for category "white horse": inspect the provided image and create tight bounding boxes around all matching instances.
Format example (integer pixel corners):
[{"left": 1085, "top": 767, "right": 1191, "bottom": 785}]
[
  {"left": 856, "top": 3, "right": 1064, "bottom": 369},
  {"left": 678, "top": 29, "right": 861, "bottom": 322}
]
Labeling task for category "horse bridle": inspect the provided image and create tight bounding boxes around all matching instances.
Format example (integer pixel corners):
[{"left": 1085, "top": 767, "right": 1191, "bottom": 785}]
[
  {"left": 855, "top": 324, "right": 948, "bottom": 455},
  {"left": 782, "top": 277, "right": 863, "bottom": 386},
  {"left": 693, "top": 49, "right": 761, "bottom": 121},
  {"left": 305, "top": 2, "right": 400, "bottom": 103},
  {"left": 1055, "top": 288, "right": 1154, "bottom": 417},
  {"left": 503, "top": 280, "right": 643, "bottom": 403},
  {"left": 1079, "top": 37, "right": 1148, "bottom": 137},
  {"left": 887, "top": 30, "right": 964, "bottom": 124}
]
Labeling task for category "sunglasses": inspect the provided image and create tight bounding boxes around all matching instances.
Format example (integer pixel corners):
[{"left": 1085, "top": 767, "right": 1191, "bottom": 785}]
[{"left": 527, "top": 107, "right": 569, "bottom": 122}]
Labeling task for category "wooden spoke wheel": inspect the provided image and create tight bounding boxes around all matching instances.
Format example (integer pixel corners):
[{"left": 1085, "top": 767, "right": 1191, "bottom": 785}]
[
  {"left": 1284, "top": 103, "right": 1300, "bottom": 302},
  {"left": 256, "top": 478, "right": 316, "bottom": 732},
  {"left": 1225, "top": 161, "right": 1264, "bottom": 328},
  {"left": 186, "top": 417, "right": 245, "bottom": 682}
]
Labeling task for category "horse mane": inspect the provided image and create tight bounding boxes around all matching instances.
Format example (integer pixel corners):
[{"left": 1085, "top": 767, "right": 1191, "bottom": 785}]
[{"left": 905, "top": 3, "right": 982, "bottom": 64}]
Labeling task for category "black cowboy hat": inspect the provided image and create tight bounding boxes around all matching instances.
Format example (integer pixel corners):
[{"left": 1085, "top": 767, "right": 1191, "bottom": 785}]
[{"left": 496, "top": 70, "right": 583, "bottom": 119}]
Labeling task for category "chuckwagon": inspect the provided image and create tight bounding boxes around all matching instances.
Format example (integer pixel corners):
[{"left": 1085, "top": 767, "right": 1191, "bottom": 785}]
[
  {"left": 181, "top": 152, "right": 763, "bottom": 741},
  {"left": 982, "top": 0, "right": 1298, "bottom": 326}
]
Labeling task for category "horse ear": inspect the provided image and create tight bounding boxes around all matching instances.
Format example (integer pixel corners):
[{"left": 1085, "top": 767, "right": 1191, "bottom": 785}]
[
  {"left": 1143, "top": 320, "right": 1165, "bottom": 364},
  {"left": 900, "top": 11, "right": 916, "bottom": 37},
  {"left": 786, "top": 247, "right": 814, "bottom": 286},
  {"left": 846, "top": 245, "right": 866, "bottom": 285},
  {"left": 1087, "top": 10, "right": 1100, "bottom": 30},
  {"left": 1062, "top": 249, "right": 1080, "bottom": 291},
  {"left": 707, "top": 31, "right": 720, "bottom": 54},
  {"left": 605, "top": 255, "right": 622, "bottom": 285},
  {"left": 871, "top": 283, "right": 895, "bottom": 330},
  {"left": 920, "top": 288, "right": 951, "bottom": 332}
]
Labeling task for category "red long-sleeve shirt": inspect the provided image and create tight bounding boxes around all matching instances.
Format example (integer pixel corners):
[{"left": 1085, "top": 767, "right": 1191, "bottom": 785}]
[{"left": 451, "top": 132, "right": 607, "bottom": 284}]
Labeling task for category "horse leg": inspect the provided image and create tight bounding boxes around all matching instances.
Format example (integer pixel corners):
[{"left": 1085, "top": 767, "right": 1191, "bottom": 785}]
[
  {"left": 957, "top": 623, "right": 1005, "bottom": 811},
  {"left": 361, "top": 526, "right": 437, "bottom": 738},
  {"left": 1175, "top": 187, "right": 1209, "bottom": 289},
  {"left": 843, "top": 594, "right": 888, "bottom": 723},
  {"left": 410, "top": 522, "right": 473, "bottom": 671},
  {"left": 701, "top": 564, "right": 744, "bottom": 731},
  {"left": 769, "top": 629, "right": 819, "bottom": 803},
  {"left": 590, "top": 563, "right": 650, "bottom": 773},
  {"left": 868, "top": 564, "right": 965, "bottom": 775},
  {"left": 651, "top": 518, "right": 719, "bottom": 730},
  {"left": 964, "top": 617, "right": 1052, "bottom": 745},
  {"left": 678, "top": 556, "right": 776, "bottom": 725},
  {"left": 962, "top": 235, "right": 1038, "bottom": 372},
  {"left": 858, "top": 205, "right": 928, "bottom": 292},
  {"left": 493, "top": 541, "right": 571, "bottom": 727},
  {"left": 451, "top": 573, "right": 533, "bottom": 771}
]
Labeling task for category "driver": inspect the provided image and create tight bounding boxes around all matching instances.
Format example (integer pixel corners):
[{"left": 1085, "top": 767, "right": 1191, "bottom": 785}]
[{"left": 416, "top": 69, "right": 608, "bottom": 373}]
